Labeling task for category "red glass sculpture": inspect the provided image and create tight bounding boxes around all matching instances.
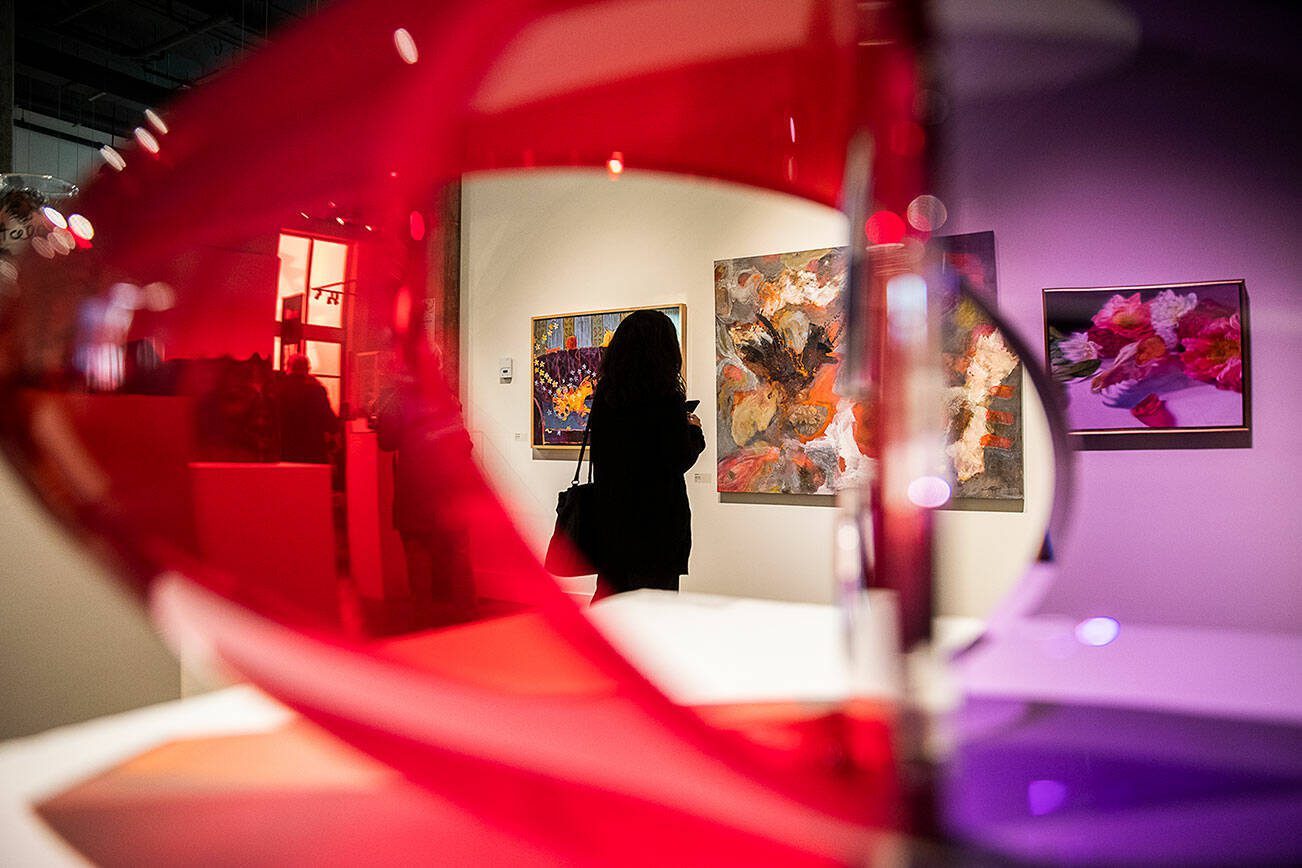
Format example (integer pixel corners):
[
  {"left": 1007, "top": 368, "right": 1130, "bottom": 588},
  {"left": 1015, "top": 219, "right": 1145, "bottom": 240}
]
[{"left": 0, "top": 0, "right": 1061, "bottom": 862}]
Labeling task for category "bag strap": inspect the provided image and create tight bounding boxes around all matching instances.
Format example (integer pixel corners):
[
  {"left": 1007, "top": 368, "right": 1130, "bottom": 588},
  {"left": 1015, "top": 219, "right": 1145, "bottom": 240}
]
[{"left": 572, "top": 415, "right": 593, "bottom": 486}]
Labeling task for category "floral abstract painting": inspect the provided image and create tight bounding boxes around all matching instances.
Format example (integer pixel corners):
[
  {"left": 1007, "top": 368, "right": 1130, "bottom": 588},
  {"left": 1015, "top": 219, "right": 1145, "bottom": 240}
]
[
  {"left": 715, "top": 247, "right": 871, "bottom": 494},
  {"left": 1044, "top": 281, "right": 1250, "bottom": 448},
  {"left": 531, "top": 304, "right": 685, "bottom": 447},
  {"left": 937, "top": 232, "right": 1023, "bottom": 507}
]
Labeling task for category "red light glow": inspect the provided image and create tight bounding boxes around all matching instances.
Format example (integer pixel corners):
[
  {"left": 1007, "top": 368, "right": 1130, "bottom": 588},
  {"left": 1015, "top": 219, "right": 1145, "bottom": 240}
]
[
  {"left": 606, "top": 151, "right": 624, "bottom": 176},
  {"left": 865, "top": 211, "right": 906, "bottom": 245},
  {"left": 394, "top": 286, "right": 413, "bottom": 334},
  {"left": 888, "top": 120, "right": 925, "bottom": 157},
  {"left": 409, "top": 211, "right": 426, "bottom": 241}
]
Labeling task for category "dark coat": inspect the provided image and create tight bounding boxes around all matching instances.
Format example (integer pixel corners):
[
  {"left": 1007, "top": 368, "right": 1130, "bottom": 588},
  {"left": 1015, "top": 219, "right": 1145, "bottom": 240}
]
[
  {"left": 589, "top": 393, "right": 705, "bottom": 577},
  {"left": 278, "top": 373, "right": 337, "bottom": 463},
  {"left": 375, "top": 383, "right": 473, "bottom": 536}
]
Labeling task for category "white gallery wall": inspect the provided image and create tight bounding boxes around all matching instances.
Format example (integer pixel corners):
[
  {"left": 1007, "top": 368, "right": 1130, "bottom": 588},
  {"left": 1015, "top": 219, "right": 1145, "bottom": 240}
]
[
  {"left": 11, "top": 112, "right": 117, "bottom": 182},
  {"left": 461, "top": 170, "right": 1052, "bottom": 615}
]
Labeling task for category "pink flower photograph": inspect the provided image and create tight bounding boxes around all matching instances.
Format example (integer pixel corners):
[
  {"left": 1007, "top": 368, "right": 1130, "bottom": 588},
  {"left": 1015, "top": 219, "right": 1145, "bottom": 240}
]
[{"left": 1043, "top": 281, "right": 1250, "bottom": 449}]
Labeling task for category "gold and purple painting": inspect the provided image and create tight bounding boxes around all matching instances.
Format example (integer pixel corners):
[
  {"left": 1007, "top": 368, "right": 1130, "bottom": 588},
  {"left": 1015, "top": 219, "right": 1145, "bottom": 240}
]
[
  {"left": 715, "top": 248, "right": 871, "bottom": 494},
  {"left": 531, "top": 304, "right": 685, "bottom": 448},
  {"left": 715, "top": 235, "right": 1022, "bottom": 505}
]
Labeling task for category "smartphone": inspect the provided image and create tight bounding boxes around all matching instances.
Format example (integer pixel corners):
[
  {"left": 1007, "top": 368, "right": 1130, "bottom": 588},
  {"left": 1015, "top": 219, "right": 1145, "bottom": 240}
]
[{"left": 684, "top": 399, "right": 701, "bottom": 413}]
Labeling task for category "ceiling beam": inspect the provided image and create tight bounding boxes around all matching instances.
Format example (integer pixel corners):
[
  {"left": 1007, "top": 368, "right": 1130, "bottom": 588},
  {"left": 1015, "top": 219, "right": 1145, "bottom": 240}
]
[
  {"left": 127, "top": 14, "right": 233, "bottom": 60},
  {"left": 16, "top": 41, "right": 176, "bottom": 108},
  {"left": 15, "top": 88, "right": 136, "bottom": 139},
  {"left": 55, "top": 1, "right": 116, "bottom": 27},
  {"left": 15, "top": 116, "right": 110, "bottom": 150}
]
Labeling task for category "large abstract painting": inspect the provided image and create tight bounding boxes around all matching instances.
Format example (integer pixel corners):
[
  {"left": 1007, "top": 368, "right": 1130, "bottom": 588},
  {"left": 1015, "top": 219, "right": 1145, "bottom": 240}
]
[
  {"left": 715, "top": 235, "right": 1022, "bottom": 505},
  {"left": 1044, "top": 280, "right": 1250, "bottom": 449},
  {"left": 531, "top": 304, "right": 685, "bottom": 447},
  {"left": 715, "top": 248, "right": 868, "bottom": 494},
  {"left": 937, "top": 231, "right": 1024, "bottom": 507}
]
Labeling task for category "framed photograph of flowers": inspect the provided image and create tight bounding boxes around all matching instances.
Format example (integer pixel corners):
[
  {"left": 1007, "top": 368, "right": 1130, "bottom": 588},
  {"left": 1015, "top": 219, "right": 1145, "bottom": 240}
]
[{"left": 1043, "top": 281, "right": 1251, "bottom": 450}]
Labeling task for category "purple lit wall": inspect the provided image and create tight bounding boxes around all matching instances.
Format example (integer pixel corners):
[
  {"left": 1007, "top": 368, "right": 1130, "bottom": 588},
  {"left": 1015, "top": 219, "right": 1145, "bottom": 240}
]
[{"left": 938, "top": 2, "right": 1301, "bottom": 632}]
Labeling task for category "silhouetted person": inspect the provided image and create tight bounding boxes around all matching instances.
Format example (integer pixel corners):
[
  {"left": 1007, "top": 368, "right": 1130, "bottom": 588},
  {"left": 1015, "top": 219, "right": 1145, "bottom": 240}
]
[
  {"left": 121, "top": 339, "right": 177, "bottom": 395},
  {"left": 194, "top": 356, "right": 277, "bottom": 461},
  {"left": 590, "top": 310, "right": 704, "bottom": 601},
  {"left": 278, "top": 353, "right": 338, "bottom": 463},
  {"left": 376, "top": 373, "right": 477, "bottom": 628}
]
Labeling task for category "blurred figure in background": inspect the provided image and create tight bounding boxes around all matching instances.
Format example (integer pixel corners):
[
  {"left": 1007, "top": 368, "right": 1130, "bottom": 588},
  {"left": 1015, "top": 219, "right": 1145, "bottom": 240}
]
[
  {"left": 193, "top": 355, "right": 278, "bottom": 462},
  {"left": 278, "top": 353, "right": 338, "bottom": 464},
  {"left": 376, "top": 373, "right": 478, "bottom": 628}
]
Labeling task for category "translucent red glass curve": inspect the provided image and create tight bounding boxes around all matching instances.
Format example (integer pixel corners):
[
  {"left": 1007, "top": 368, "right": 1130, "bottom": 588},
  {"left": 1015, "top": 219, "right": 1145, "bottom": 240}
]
[{"left": 0, "top": 0, "right": 937, "bottom": 861}]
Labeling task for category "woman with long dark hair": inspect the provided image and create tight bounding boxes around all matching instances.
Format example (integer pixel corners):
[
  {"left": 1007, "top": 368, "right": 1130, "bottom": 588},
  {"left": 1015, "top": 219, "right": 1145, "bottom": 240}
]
[{"left": 589, "top": 309, "right": 705, "bottom": 600}]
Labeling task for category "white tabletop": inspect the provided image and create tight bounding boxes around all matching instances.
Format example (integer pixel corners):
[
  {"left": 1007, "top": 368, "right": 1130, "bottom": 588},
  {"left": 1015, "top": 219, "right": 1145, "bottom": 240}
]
[
  {"left": 0, "top": 685, "right": 292, "bottom": 867},
  {"left": 5, "top": 586, "right": 1296, "bottom": 865}
]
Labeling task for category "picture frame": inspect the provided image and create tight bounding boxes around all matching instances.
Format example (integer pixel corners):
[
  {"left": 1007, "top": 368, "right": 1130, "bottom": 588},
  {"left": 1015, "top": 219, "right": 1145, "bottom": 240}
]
[
  {"left": 936, "top": 231, "right": 1024, "bottom": 511},
  {"left": 714, "top": 237, "right": 1024, "bottom": 508},
  {"left": 530, "top": 303, "right": 686, "bottom": 449},
  {"left": 1043, "top": 280, "right": 1251, "bottom": 450},
  {"left": 714, "top": 247, "right": 853, "bottom": 495}
]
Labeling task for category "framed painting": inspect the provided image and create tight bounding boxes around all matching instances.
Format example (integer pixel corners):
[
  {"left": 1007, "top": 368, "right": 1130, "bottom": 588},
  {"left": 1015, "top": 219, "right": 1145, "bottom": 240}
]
[
  {"left": 715, "top": 236, "right": 1022, "bottom": 507},
  {"left": 1043, "top": 281, "right": 1251, "bottom": 450},
  {"left": 530, "top": 304, "right": 686, "bottom": 448},
  {"left": 715, "top": 247, "right": 862, "bottom": 495},
  {"left": 937, "top": 231, "right": 1023, "bottom": 510},
  {"left": 937, "top": 230, "right": 998, "bottom": 303}
]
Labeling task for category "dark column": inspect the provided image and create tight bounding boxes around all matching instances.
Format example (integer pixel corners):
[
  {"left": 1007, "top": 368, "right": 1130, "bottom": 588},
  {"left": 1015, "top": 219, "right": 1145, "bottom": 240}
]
[
  {"left": 0, "top": 0, "right": 13, "bottom": 172},
  {"left": 432, "top": 179, "right": 462, "bottom": 393}
]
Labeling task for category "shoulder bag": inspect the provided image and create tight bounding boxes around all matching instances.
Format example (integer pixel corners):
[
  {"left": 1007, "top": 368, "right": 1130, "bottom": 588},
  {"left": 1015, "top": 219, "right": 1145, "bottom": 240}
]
[{"left": 543, "top": 422, "right": 601, "bottom": 576}]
